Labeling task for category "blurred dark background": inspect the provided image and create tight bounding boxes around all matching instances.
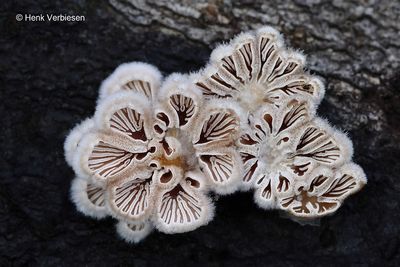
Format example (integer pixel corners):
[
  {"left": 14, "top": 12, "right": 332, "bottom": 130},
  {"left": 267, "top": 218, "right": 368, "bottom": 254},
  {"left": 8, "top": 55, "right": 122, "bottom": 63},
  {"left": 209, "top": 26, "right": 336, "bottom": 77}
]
[{"left": 1, "top": 0, "right": 399, "bottom": 266}]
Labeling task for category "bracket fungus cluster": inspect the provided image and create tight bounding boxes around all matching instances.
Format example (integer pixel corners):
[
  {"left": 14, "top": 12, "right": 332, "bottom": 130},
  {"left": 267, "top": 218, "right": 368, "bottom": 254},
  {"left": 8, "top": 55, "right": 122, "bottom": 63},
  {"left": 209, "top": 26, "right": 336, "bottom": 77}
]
[{"left": 65, "top": 26, "right": 366, "bottom": 243}]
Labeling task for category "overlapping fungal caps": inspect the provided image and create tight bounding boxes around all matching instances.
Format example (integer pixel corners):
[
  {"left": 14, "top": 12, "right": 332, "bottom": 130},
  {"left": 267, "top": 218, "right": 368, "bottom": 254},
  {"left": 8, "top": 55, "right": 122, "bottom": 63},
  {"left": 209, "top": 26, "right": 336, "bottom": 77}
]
[
  {"left": 65, "top": 26, "right": 367, "bottom": 241},
  {"left": 64, "top": 117, "right": 108, "bottom": 219},
  {"left": 194, "top": 26, "right": 367, "bottom": 218},
  {"left": 237, "top": 98, "right": 366, "bottom": 217},
  {"left": 65, "top": 62, "right": 244, "bottom": 242}
]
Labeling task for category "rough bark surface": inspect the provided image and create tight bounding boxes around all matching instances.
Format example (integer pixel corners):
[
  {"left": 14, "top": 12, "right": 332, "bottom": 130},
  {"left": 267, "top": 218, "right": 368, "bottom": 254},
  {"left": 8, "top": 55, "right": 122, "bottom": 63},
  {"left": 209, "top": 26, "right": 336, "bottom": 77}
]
[{"left": 1, "top": 0, "right": 399, "bottom": 266}]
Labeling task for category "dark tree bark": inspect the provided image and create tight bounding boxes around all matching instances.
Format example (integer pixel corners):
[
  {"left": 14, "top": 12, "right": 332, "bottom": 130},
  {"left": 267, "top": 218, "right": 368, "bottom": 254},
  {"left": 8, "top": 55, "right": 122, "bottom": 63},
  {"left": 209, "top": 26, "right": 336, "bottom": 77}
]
[{"left": 1, "top": 0, "right": 399, "bottom": 266}]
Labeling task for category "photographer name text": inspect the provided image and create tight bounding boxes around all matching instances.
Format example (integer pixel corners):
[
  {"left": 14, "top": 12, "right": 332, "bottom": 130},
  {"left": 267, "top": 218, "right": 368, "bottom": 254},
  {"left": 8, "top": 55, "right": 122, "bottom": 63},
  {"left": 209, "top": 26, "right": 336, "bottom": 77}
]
[{"left": 16, "top": 13, "right": 85, "bottom": 22}]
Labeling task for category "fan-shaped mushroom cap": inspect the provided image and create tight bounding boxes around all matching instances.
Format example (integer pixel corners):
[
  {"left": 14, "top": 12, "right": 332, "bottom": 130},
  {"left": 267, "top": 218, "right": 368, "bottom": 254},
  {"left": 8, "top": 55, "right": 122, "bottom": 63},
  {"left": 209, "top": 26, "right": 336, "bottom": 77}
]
[
  {"left": 116, "top": 220, "right": 154, "bottom": 244},
  {"left": 99, "top": 61, "right": 162, "bottom": 101},
  {"left": 193, "top": 27, "right": 325, "bottom": 114},
  {"left": 64, "top": 118, "right": 95, "bottom": 167},
  {"left": 70, "top": 176, "right": 108, "bottom": 219}
]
